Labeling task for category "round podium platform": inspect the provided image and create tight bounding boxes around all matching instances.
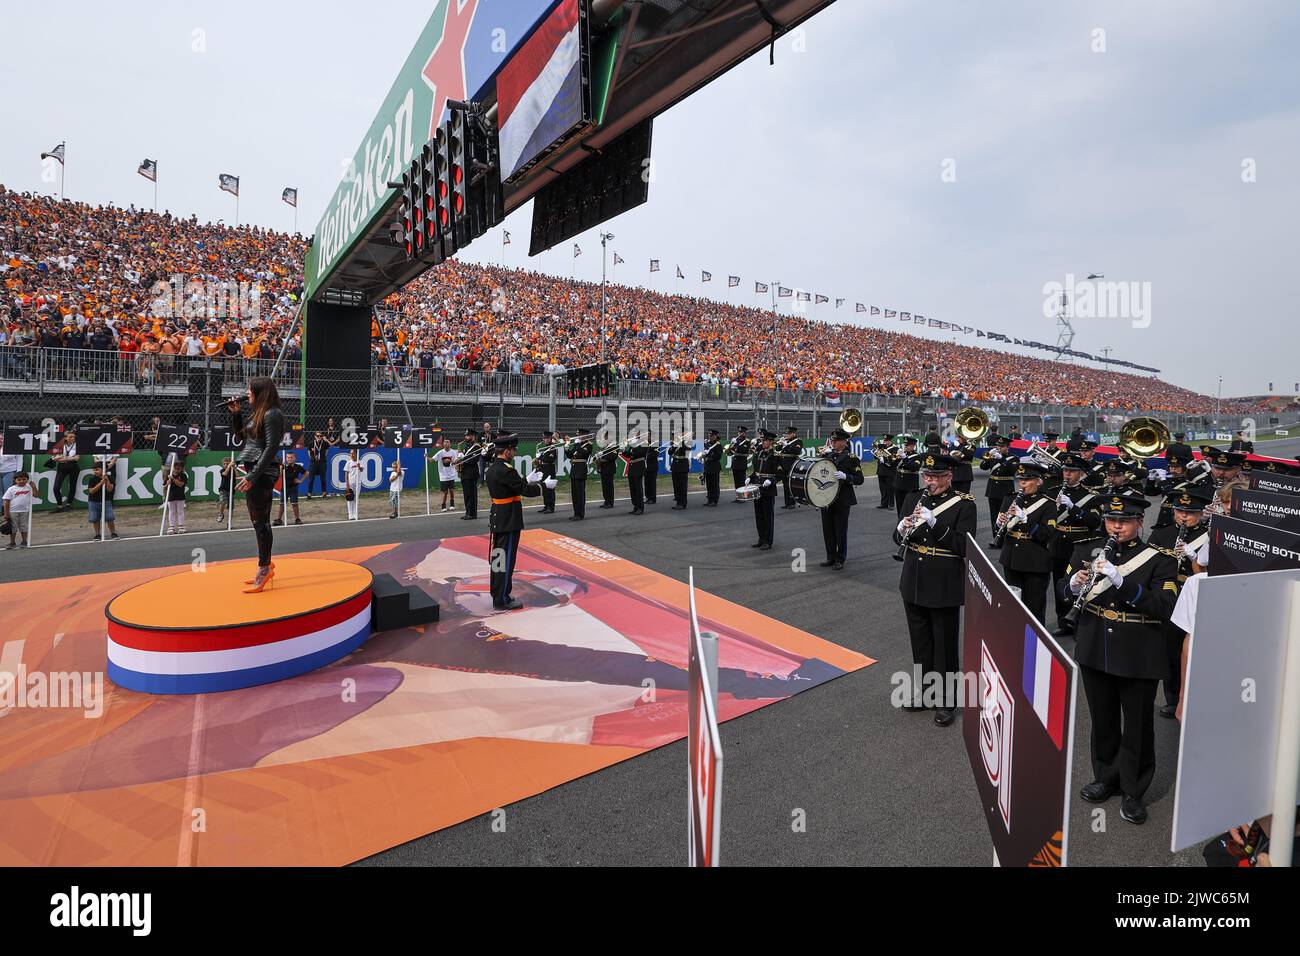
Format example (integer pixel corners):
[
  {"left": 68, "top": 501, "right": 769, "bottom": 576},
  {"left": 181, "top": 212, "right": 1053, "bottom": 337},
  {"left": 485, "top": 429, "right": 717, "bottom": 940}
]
[{"left": 106, "top": 558, "right": 374, "bottom": 694}]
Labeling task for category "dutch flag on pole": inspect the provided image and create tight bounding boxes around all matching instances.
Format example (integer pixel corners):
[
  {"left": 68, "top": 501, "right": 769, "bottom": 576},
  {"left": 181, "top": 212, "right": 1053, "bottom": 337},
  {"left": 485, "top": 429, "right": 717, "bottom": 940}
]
[
  {"left": 497, "top": 0, "right": 583, "bottom": 182},
  {"left": 1022, "top": 625, "right": 1066, "bottom": 750}
]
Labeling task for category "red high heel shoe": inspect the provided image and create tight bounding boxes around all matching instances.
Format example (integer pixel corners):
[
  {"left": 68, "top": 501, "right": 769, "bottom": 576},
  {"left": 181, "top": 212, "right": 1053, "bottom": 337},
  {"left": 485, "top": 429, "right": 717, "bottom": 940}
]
[
  {"left": 243, "top": 561, "right": 275, "bottom": 584},
  {"left": 243, "top": 565, "right": 275, "bottom": 593}
]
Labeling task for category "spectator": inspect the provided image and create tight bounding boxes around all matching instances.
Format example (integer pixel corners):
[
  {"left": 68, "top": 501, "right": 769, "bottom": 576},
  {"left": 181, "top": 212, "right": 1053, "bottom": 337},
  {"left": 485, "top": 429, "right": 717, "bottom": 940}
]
[
  {"left": 2, "top": 470, "right": 32, "bottom": 548},
  {"left": 165, "top": 459, "right": 187, "bottom": 534},
  {"left": 85, "top": 461, "right": 118, "bottom": 540}
]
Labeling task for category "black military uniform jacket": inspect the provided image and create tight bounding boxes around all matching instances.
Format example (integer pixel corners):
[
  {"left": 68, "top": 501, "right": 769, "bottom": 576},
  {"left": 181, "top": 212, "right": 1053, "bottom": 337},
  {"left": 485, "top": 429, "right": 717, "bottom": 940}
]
[
  {"left": 702, "top": 440, "right": 723, "bottom": 475},
  {"left": 779, "top": 436, "right": 802, "bottom": 471},
  {"left": 486, "top": 458, "right": 541, "bottom": 533},
  {"left": 980, "top": 450, "right": 1019, "bottom": 500},
  {"left": 876, "top": 444, "right": 897, "bottom": 481},
  {"left": 1147, "top": 470, "right": 1209, "bottom": 526},
  {"left": 949, "top": 442, "right": 976, "bottom": 484},
  {"left": 596, "top": 447, "right": 617, "bottom": 476},
  {"left": 1066, "top": 537, "right": 1179, "bottom": 679},
  {"left": 894, "top": 488, "right": 978, "bottom": 606},
  {"left": 641, "top": 443, "right": 659, "bottom": 473},
  {"left": 669, "top": 441, "right": 691, "bottom": 472},
  {"left": 624, "top": 444, "right": 647, "bottom": 476},
  {"left": 1052, "top": 484, "right": 1104, "bottom": 560},
  {"left": 748, "top": 448, "right": 784, "bottom": 497},
  {"left": 1081, "top": 459, "right": 1107, "bottom": 490},
  {"left": 1148, "top": 522, "right": 1210, "bottom": 587},
  {"left": 893, "top": 451, "right": 922, "bottom": 497},
  {"left": 536, "top": 441, "right": 558, "bottom": 479},
  {"left": 729, "top": 436, "right": 752, "bottom": 470},
  {"left": 458, "top": 441, "right": 482, "bottom": 480},
  {"left": 998, "top": 492, "right": 1057, "bottom": 573},
  {"left": 568, "top": 439, "right": 592, "bottom": 475},
  {"left": 821, "top": 449, "right": 864, "bottom": 508}
]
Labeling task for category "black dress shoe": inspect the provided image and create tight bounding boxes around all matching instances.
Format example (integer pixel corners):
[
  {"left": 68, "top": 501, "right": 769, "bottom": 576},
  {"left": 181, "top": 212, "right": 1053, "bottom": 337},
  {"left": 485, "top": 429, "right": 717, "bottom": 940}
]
[
  {"left": 460, "top": 514, "right": 475, "bottom": 520},
  {"left": 568, "top": 516, "right": 583, "bottom": 521},
  {"left": 631, "top": 509, "right": 643, "bottom": 515},
  {"left": 671, "top": 505, "right": 684, "bottom": 510},
  {"left": 819, "top": 560, "right": 835, "bottom": 567},
  {"left": 752, "top": 542, "right": 764, "bottom": 548},
  {"left": 1120, "top": 795, "right": 1148, "bottom": 825},
  {"left": 759, "top": 543, "right": 772, "bottom": 550},
  {"left": 832, "top": 561, "right": 844, "bottom": 570},
  {"left": 934, "top": 708, "right": 956, "bottom": 727},
  {"left": 599, "top": 503, "right": 613, "bottom": 509},
  {"left": 1158, "top": 704, "right": 1176, "bottom": 719},
  {"left": 493, "top": 600, "right": 523, "bottom": 611},
  {"left": 1080, "top": 780, "right": 1117, "bottom": 803},
  {"left": 704, "top": 502, "right": 717, "bottom": 507}
]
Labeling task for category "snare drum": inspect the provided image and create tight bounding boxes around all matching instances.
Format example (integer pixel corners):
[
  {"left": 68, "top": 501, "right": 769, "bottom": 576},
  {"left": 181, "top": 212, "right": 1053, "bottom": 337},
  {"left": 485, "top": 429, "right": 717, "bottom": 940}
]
[
  {"left": 735, "top": 483, "right": 762, "bottom": 502},
  {"left": 789, "top": 458, "right": 841, "bottom": 508}
]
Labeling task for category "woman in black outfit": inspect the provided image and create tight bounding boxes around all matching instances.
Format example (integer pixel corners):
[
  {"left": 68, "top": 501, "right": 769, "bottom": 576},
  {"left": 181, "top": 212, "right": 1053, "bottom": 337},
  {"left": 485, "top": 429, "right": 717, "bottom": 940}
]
[{"left": 228, "top": 376, "right": 285, "bottom": 592}]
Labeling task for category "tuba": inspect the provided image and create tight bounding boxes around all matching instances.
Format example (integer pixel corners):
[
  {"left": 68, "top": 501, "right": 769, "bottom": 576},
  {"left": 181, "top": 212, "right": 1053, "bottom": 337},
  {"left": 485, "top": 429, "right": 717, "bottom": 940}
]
[
  {"left": 1118, "top": 417, "right": 1170, "bottom": 460},
  {"left": 953, "top": 406, "right": 990, "bottom": 444}
]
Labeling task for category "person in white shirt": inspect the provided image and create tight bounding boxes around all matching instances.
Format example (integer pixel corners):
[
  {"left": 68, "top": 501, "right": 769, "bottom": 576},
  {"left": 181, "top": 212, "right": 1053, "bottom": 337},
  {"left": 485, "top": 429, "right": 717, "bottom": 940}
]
[
  {"left": 387, "top": 459, "right": 404, "bottom": 519},
  {"left": 433, "top": 437, "right": 459, "bottom": 511},
  {"left": 343, "top": 449, "right": 364, "bottom": 520},
  {"left": 0, "top": 453, "right": 22, "bottom": 496},
  {"left": 3, "top": 471, "right": 33, "bottom": 549}
]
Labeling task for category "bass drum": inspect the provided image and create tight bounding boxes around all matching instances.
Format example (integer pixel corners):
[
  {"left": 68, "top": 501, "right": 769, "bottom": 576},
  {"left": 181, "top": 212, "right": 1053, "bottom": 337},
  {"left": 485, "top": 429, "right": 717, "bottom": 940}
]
[{"left": 789, "top": 458, "right": 841, "bottom": 509}]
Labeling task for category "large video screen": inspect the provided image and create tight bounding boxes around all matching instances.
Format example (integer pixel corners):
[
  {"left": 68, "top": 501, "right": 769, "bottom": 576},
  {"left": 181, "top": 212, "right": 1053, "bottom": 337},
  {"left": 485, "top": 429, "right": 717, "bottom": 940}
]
[{"left": 497, "top": 0, "right": 593, "bottom": 183}]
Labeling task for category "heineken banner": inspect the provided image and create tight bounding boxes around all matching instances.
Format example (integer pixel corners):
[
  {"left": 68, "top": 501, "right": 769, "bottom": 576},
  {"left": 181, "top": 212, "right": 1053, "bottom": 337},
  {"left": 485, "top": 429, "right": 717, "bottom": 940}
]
[
  {"left": 1230, "top": 489, "right": 1300, "bottom": 533},
  {"left": 1208, "top": 514, "right": 1300, "bottom": 577},
  {"left": 962, "top": 539, "right": 1078, "bottom": 867},
  {"left": 305, "top": 0, "right": 559, "bottom": 297}
]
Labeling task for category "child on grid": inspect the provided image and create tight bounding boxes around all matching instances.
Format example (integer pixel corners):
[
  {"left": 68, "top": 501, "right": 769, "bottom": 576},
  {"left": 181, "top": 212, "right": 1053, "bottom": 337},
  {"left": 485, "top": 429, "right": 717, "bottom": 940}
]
[
  {"left": 217, "top": 456, "right": 235, "bottom": 524},
  {"left": 87, "top": 460, "right": 119, "bottom": 540},
  {"left": 165, "top": 459, "right": 187, "bottom": 534},
  {"left": 275, "top": 452, "right": 306, "bottom": 526},
  {"left": 2, "top": 471, "right": 32, "bottom": 549},
  {"left": 344, "top": 448, "right": 363, "bottom": 520},
  {"left": 435, "top": 436, "right": 458, "bottom": 512},
  {"left": 387, "top": 458, "right": 404, "bottom": 518}
]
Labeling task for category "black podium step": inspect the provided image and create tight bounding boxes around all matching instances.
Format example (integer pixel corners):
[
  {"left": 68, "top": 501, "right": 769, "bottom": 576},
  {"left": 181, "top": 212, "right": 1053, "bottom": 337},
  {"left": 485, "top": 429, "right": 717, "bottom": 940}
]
[{"left": 370, "top": 573, "right": 440, "bottom": 631}]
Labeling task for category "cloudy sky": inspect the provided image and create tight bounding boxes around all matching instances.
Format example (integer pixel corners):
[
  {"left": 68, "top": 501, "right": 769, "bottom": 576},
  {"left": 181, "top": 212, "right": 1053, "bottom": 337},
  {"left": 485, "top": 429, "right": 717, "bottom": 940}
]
[{"left": 3, "top": 0, "right": 1296, "bottom": 398}]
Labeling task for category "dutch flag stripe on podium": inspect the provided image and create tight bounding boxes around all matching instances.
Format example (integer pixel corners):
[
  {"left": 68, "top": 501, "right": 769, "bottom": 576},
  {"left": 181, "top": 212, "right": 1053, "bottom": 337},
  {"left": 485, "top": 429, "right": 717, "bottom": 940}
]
[{"left": 1022, "top": 625, "right": 1066, "bottom": 749}]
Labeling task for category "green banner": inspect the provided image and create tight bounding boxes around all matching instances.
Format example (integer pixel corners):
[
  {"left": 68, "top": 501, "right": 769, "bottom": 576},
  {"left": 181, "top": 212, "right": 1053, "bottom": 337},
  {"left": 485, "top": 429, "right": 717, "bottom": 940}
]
[{"left": 21, "top": 450, "right": 238, "bottom": 512}]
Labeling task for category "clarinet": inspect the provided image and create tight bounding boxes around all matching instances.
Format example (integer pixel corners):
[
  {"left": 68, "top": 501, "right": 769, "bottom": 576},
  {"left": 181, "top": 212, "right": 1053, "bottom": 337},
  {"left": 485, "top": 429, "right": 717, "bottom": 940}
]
[
  {"left": 1062, "top": 534, "right": 1119, "bottom": 627},
  {"left": 894, "top": 499, "right": 926, "bottom": 562},
  {"left": 1172, "top": 523, "right": 1190, "bottom": 578},
  {"left": 991, "top": 492, "right": 1027, "bottom": 548}
]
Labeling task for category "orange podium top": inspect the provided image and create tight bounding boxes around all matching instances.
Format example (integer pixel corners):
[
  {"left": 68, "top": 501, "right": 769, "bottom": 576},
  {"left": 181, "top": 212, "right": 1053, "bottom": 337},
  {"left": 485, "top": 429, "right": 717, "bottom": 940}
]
[{"left": 106, "top": 558, "right": 373, "bottom": 630}]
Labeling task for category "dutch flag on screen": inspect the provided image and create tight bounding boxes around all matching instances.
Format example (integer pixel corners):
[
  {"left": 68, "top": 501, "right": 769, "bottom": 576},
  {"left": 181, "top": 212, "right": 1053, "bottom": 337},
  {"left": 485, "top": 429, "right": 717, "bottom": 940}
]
[
  {"left": 497, "top": 0, "right": 583, "bottom": 182},
  {"left": 1022, "top": 625, "right": 1066, "bottom": 750}
]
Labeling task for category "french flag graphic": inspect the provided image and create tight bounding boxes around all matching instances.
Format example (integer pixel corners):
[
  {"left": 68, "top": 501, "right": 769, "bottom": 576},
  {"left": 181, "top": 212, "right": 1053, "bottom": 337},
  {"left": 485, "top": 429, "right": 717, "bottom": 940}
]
[
  {"left": 497, "top": 0, "right": 583, "bottom": 181},
  {"left": 1022, "top": 625, "right": 1066, "bottom": 749}
]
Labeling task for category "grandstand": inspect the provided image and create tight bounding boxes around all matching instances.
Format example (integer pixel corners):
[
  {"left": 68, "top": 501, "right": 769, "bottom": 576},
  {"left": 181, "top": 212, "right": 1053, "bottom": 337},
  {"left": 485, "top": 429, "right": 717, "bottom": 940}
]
[{"left": 0, "top": 187, "right": 1260, "bottom": 416}]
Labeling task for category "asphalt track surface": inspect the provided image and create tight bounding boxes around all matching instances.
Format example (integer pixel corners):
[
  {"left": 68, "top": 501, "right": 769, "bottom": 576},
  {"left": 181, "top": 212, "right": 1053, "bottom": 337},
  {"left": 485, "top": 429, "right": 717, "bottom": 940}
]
[{"left": 11, "top": 466, "right": 1248, "bottom": 868}]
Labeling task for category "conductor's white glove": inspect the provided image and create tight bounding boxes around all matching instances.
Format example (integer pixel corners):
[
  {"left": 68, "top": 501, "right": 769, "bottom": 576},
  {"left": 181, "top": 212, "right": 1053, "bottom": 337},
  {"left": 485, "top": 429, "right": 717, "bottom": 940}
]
[
  {"left": 918, "top": 506, "right": 936, "bottom": 527},
  {"left": 543, "top": 478, "right": 558, "bottom": 489},
  {"left": 834, "top": 470, "right": 847, "bottom": 480},
  {"left": 1098, "top": 560, "right": 1123, "bottom": 589},
  {"left": 526, "top": 469, "right": 543, "bottom": 483}
]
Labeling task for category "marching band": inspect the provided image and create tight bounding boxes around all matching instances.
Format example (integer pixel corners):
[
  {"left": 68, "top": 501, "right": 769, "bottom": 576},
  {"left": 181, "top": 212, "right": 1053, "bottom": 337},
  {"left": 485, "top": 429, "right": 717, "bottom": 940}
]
[{"left": 445, "top": 407, "right": 1287, "bottom": 825}]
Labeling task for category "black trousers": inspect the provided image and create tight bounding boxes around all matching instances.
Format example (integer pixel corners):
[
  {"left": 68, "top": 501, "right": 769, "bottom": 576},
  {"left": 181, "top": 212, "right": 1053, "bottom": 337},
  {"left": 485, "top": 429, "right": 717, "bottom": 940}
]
[
  {"left": 629, "top": 472, "right": 645, "bottom": 511},
  {"left": 643, "top": 469, "right": 657, "bottom": 503},
  {"left": 1004, "top": 568, "right": 1050, "bottom": 625},
  {"left": 461, "top": 476, "right": 478, "bottom": 517},
  {"left": 1051, "top": 556, "right": 1074, "bottom": 627},
  {"left": 877, "top": 474, "right": 894, "bottom": 507},
  {"left": 732, "top": 463, "right": 747, "bottom": 490},
  {"left": 821, "top": 505, "right": 851, "bottom": 563},
  {"left": 53, "top": 462, "right": 79, "bottom": 507},
  {"left": 308, "top": 458, "right": 328, "bottom": 496},
  {"left": 986, "top": 499, "right": 1001, "bottom": 531},
  {"left": 540, "top": 476, "right": 556, "bottom": 512},
  {"left": 570, "top": 472, "right": 586, "bottom": 518},
  {"left": 1080, "top": 664, "right": 1158, "bottom": 798},
  {"left": 245, "top": 473, "right": 277, "bottom": 567},
  {"left": 600, "top": 470, "right": 615, "bottom": 505},
  {"left": 1163, "top": 628, "right": 1184, "bottom": 706},
  {"left": 783, "top": 475, "right": 795, "bottom": 507},
  {"left": 671, "top": 468, "right": 688, "bottom": 506},
  {"left": 902, "top": 600, "right": 961, "bottom": 708},
  {"left": 489, "top": 529, "right": 521, "bottom": 607},
  {"left": 754, "top": 494, "right": 775, "bottom": 544},
  {"left": 705, "top": 471, "right": 720, "bottom": 504}
]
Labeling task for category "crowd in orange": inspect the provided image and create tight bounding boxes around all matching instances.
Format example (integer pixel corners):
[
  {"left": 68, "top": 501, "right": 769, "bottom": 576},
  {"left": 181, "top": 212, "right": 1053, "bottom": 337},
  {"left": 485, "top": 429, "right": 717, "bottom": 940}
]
[{"left": 2, "top": 186, "right": 1252, "bottom": 414}]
